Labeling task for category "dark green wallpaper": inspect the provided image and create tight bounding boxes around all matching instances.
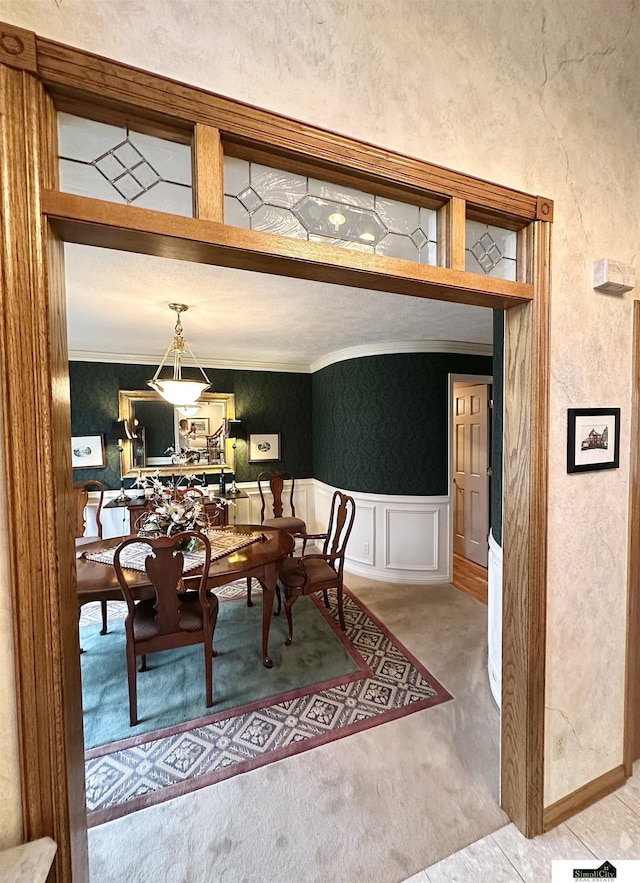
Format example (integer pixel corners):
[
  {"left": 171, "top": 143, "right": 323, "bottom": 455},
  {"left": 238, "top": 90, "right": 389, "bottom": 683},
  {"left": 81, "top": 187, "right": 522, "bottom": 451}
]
[
  {"left": 69, "top": 362, "right": 313, "bottom": 489},
  {"left": 492, "top": 311, "right": 504, "bottom": 546},
  {"left": 312, "top": 352, "right": 493, "bottom": 496},
  {"left": 71, "top": 352, "right": 498, "bottom": 508}
]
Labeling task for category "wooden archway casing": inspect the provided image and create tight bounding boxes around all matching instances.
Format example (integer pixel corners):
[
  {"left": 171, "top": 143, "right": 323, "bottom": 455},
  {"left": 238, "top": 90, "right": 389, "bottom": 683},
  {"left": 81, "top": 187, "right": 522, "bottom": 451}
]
[{"left": 0, "top": 22, "right": 550, "bottom": 881}]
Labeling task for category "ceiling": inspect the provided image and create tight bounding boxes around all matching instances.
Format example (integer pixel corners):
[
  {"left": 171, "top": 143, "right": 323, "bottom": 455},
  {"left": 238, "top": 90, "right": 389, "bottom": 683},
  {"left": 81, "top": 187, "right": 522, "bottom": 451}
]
[{"left": 64, "top": 242, "right": 493, "bottom": 373}]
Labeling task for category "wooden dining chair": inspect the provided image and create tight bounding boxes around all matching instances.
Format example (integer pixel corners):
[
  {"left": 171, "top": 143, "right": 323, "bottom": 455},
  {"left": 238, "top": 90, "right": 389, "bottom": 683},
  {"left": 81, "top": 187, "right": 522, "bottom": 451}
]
[
  {"left": 277, "top": 490, "right": 356, "bottom": 645},
  {"left": 173, "top": 486, "right": 204, "bottom": 499},
  {"left": 258, "top": 470, "right": 306, "bottom": 539},
  {"left": 247, "top": 470, "right": 307, "bottom": 610},
  {"left": 74, "top": 478, "right": 105, "bottom": 540},
  {"left": 74, "top": 479, "right": 109, "bottom": 635},
  {"left": 113, "top": 531, "right": 218, "bottom": 727}
]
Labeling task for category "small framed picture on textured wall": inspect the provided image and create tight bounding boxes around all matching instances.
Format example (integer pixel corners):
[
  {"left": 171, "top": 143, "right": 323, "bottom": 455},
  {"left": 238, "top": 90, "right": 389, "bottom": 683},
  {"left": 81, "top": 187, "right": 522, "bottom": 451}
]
[
  {"left": 567, "top": 408, "right": 620, "bottom": 473},
  {"left": 71, "top": 434, "right": 105, "bottom": 469},
  {"left": 248, "top": 433, "right": 281, "bottom": 463}
]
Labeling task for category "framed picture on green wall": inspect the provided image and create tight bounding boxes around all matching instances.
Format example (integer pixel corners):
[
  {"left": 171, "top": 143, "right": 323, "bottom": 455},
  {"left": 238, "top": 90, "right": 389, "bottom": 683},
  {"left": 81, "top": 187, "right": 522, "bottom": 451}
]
[
  {"left": 248, "top": 433, "right": 280, "bottom": 463},
  {"left": 71, "top": 434, "right": 105, "bottom": 469}
]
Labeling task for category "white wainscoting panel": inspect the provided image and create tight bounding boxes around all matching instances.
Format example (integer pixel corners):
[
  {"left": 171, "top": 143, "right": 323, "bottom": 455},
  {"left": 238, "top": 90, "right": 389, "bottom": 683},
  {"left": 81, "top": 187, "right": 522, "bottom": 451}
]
[
  {"left": 97, "top": 482, "right": 450, "bottom": 586},
  {"left": 385, "top": 507, "right": 438, "bottom": 570},
  {"left": 313, "top": 481, "right": 450, "bottom": 584},
  {"left": 348, "top": 502, "right": 376, "bottom": 566}
]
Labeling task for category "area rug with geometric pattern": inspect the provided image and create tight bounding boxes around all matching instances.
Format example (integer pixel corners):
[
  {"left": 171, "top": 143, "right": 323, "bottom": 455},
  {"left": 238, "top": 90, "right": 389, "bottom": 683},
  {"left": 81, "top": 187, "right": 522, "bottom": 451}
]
[{"left": 83, "top": 585, "right": 453, "bottom": 826}]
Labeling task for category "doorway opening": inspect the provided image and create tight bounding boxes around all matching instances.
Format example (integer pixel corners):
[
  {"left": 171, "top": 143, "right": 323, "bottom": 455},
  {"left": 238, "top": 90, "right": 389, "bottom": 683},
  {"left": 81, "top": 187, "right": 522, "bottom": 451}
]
[
  {"left": 450, "top": 374, "right": 493, "bottom": 598},
  {"left": 0, "top": 30, "right": 551, "bottom": 878}
]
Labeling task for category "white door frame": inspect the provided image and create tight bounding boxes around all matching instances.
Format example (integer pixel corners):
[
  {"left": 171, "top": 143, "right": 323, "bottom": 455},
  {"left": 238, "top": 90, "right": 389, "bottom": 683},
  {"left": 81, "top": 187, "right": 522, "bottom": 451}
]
[{"left": 448, "top": 372, "right": 493, "bottom": 578}]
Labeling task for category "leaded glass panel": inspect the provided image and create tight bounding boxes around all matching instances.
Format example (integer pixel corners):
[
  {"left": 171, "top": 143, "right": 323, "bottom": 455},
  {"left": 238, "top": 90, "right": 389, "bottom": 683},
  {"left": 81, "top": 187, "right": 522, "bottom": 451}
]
[
  {"left": 465, "top": 220, "right": 517, "bottom": 280},
  {"left": 57, "top": 112, "right": 193, "bottom": 217},
  {"left": 224, "top": 157, "right": 438, "bottom": 266}
]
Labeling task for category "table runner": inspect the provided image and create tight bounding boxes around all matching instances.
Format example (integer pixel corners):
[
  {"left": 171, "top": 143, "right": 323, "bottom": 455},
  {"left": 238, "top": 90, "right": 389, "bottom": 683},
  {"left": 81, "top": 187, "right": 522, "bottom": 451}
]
[{"left": 86, "top": 529, "right": 263, "bottom": 573}]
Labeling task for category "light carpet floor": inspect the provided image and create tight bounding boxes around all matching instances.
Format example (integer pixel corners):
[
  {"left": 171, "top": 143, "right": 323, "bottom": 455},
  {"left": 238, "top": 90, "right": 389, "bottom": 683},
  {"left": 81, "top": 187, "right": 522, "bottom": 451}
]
[{"left": 87, "top": 576, "right": 506, "bottom": 883}]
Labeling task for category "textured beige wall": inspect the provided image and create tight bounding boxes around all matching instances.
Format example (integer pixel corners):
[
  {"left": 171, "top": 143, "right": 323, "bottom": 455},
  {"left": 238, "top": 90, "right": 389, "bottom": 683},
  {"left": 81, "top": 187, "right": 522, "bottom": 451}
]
[{"left": 1, "top": 0, "right": 638, "bottom": 814}]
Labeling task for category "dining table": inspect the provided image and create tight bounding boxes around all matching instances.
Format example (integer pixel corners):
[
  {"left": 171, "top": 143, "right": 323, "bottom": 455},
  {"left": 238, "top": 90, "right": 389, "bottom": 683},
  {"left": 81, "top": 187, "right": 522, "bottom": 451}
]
[{"left": 76, "top": 525, "right": 295, "bottom": 667}]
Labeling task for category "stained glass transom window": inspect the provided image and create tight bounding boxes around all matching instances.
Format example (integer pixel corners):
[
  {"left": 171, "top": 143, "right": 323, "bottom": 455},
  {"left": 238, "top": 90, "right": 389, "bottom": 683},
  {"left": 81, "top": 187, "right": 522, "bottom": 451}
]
[
  {"left": 465, "top": 220, "right": 517, "bottom": 280},
  {"left": 224, "top": 157, "right": 438, "bottom": 265},
  {"left": 57, "top": 113, "right": 193, "bottom": 217}
]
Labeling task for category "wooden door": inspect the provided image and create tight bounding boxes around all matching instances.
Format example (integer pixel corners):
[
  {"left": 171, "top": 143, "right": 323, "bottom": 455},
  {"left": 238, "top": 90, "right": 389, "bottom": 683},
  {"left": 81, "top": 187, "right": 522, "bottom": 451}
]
[{"left": 453, "top": 383, "right": 489, "bottom": 567}]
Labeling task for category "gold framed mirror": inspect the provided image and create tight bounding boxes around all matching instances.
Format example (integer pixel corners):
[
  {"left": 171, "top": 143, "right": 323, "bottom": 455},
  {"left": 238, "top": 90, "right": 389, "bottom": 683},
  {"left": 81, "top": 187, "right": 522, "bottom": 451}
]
[{"left": 118, "top": 389, "right": 236, "bottom": 476}]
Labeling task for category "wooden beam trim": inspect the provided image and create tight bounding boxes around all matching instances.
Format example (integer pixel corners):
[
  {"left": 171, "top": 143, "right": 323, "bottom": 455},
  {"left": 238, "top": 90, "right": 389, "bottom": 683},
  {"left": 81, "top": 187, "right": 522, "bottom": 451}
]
[
  {"left": 32, "top": 35, "right": 551, "bottom": 221},
  {"left": 0, "top": 65, "right": 88, "bottom": 882},
  {"left": 448, "top": 197, "right": 466, "bottom": 271},
  {"left": 41, "top": 190, "right": 533, "bottom": 309},
  {"left": 0, "top": 23, "right": 37, "bottom": 73},
  {"left": 624, "top": 301, "right": 640, "bottom": 773},
  {"left": 525, "top": 219, "right": 551, "bottom": 835},
  {"left": 193, "top": 125, "right": 224, "bottom": 222},
  {"left": 501, "top": 220, "right": 550, "bottom": 837}
]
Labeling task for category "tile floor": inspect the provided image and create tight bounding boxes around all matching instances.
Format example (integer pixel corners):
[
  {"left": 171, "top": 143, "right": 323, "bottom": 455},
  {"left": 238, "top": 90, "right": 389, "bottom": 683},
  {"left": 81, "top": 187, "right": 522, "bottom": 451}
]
[{"left": 405, "top": 763, "right": 640, "bottom": 882}]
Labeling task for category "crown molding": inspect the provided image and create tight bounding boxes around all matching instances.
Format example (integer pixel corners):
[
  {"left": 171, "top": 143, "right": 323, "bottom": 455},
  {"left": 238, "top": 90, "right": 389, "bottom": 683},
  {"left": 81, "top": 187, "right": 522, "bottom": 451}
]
[
  {"left": 69, "top": 339, "right": 492, "bottom": 375},
  {"left": 67, "top": 350, "right": 310, "bottom": 374},
  {"left": 309, "top": 340, "right": 493, "bottom": 373}
]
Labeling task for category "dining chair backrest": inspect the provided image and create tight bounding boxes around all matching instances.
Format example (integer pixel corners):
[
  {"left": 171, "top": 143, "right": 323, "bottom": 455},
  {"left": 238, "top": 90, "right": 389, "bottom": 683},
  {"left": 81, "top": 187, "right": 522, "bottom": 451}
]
[
  {"left": 113, "top": 530, "right": 216, "bottom": 726},
  {"left": 73, "top": 479, "right": 105, "bottom": 538},
  {"left": 173, "top": 486, "right": 204, "bottom": 499},
  {"left": 258, "top": 471, "right": 297, "bottom": 523},
  {"left": 114, "top": 531, "right": 212, "bottom": 635},
  {"left": 322, "top": 491, "right": 356, "bottom": 574}
]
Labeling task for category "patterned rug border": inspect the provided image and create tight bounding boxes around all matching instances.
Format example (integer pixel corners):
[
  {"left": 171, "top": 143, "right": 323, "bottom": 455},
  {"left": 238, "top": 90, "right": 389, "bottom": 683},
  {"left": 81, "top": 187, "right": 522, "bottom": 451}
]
[
  {"left": 86, "top": 587, "right": 453, "bottom": 827},
  {"left": 85, "top": 592, "right": 372, "bottom": 758}
]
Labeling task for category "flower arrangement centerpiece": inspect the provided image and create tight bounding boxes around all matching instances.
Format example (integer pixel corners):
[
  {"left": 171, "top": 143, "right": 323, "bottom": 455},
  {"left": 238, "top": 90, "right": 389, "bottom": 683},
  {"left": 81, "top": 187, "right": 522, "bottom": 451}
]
[
  {"left": 138, "top": 495, "right": 208, "bottom": 537},
  {"left": 131, "top": 472, "right": 211, "bottom": 537}
]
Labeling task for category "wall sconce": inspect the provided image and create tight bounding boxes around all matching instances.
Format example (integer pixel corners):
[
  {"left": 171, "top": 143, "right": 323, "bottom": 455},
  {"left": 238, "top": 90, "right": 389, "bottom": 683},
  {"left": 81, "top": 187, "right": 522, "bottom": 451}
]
[
  {"left": 111, "top": 419, "right": 138, "bottom": 503},
  {"left": 226, "top": 418, "right": 243, "bottom": 496}
]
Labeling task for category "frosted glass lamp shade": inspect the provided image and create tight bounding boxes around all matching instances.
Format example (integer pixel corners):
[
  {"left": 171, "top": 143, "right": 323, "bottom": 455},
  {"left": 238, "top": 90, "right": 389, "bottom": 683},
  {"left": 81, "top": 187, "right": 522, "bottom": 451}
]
[
  {"left": 147, "top": 378, "right": 210, "bottom": 405},
  {"left": 177, "top": 404, "right": 201, "bottom": 418}
]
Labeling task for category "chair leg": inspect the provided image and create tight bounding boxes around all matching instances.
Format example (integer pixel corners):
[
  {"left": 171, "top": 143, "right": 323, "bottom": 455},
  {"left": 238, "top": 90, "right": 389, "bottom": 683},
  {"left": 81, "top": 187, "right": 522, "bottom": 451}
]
[
  {"left": 337, "top": 585, "right": 345, "bottom": 631},
  {"left": 205, "top": 602, "right": 219, "bottom": 707},
  {"left": 284, "top": 594, "right": 297, "bottom": 646},
  {"left": 246, "top": 576, "right": 253, "bottom": 607},
  {"left": 204, "top": 640, "right": 214, "bottom": 708},
  {"left": 139, "top": 654, "right": 147, "bottom": 672},
  {"left": 100, "top": 599, "right": 108, "bottom": 635},
  {"left": 203, "top": 598, "right": 220, "bottom": 708},
  {"left": 126, "top": 644, "right": 138, "bottom": 727},
  {"left": 275, "top": 583, "right": 281, "bottom": 616},
  {"left": 322, "top": 589, "right": 330, "bottom": 610}
]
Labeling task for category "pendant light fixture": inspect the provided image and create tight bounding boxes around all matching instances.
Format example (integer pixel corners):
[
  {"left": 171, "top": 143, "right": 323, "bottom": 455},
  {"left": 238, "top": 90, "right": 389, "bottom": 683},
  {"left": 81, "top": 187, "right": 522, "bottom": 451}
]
[
  {"left": 147, "top": 303, "right": 211, "bottom": 405},
  {"left": 176, "top": 404, "right": 201, "bottom": 418}
]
